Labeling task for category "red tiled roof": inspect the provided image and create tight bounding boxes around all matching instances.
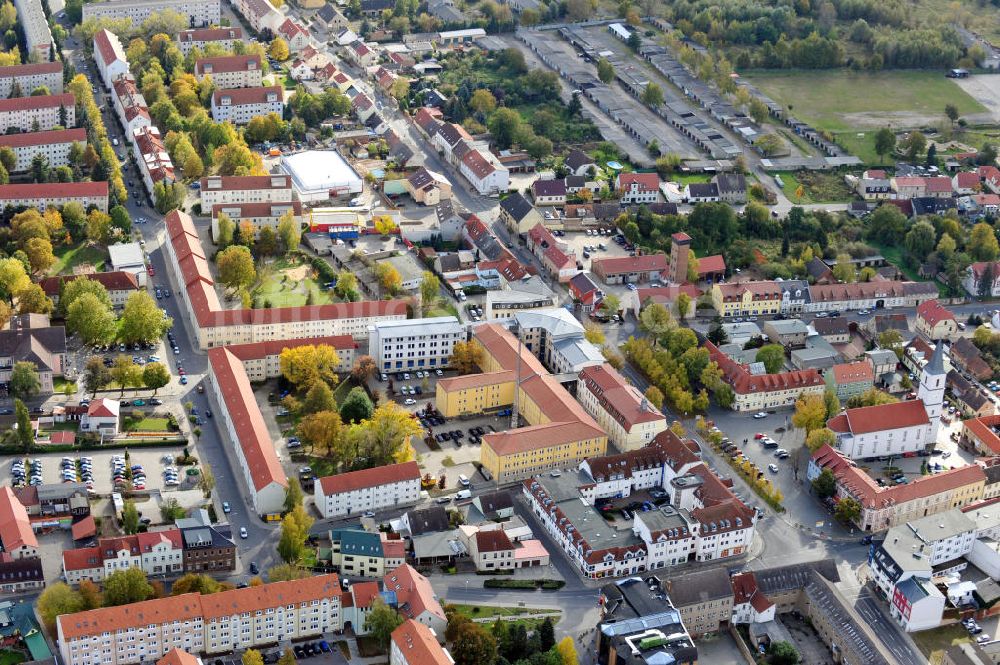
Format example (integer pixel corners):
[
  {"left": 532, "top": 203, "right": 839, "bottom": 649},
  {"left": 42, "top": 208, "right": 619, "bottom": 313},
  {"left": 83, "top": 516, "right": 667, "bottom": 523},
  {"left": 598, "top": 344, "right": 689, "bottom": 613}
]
[
  {"left": 223, "top": 336, "right": 357, "bottom": 361},
  {"left": 925, "top": 176, "right": 953, "bottom": 193},
  {"left": 475, "top": 529, "right": 513, "bottom": 553},
  {"left": 962, "top": 415, "right": 1000, "bottom": 455},
  {"left": 707, "top": 340, "right": 824, "bottom": 395},
  {"left": 696, "top": 254, "right": 725, "bottom": 275},
  {"left": 616, "top": 172, "right": 659, "bottom": 191},
  {"left": 93, "top": 29, "right": 124, "bottom": 67},
  {"left": 391, "top": 620, "right": 451, "bottom": 665},
  {"left": 350, "top": 581, "right": 380, "bottom": 609},
  {"left": 318, "top": 461, "right": 420, "bottom": 495},
  {"left": 0, "top": 128, "right": 85, "bottom": 149},
  {"left": 461, "top": 149, "right": 496, "bottom": 178},
  {"left": 62, "top": 545, "right": 101, "bottom": 572},
  {"left": 0, "top": 487, "right": 37, "bottom": 552},
  {"left": 592, "top": 253, "right": 668, "bottom": 275},
  {"left": 41, "top": 271, "right": 140, "bottom": 297},
  {"left": 831, "top": 360, "right": 873, "bottom": 385},
  {"left": 278, "top": 18, "right": 309, "bottom": 39},
  {"left": 87, "top": 398, "right": 118, "bottom": 418},
  {"left": 208, "top": 348, "right": 287, "bottom": 493},
  {"left": 955, "top": 172, "right": 980, "bottom": 189},
  {"left": 178, "top": 27, "right": 243, "bottom": 43},
  {"left": 158, "top": 648, "right": 202, "bottom": 665},
  {"left": 212, "top": 201, "right": 302, "bottom": 219},
  {"left": 195, "top": 55, "right": 261, "bottom": 76},
  {"left": 212, "top": 85, "right": 282, "bottom": 106},
  {"left": 827, "top": 399, "right": 928, "bottom": 435},
  {"left": 715, "top": 280, "right": 780, "bottom": 301},
  {"left": 71, "top": 515, "right": 96, "bottom": 541},
  {"left": 0, "top": 62, "right": 61, "bottom": 78},
  {"left": 0, "top": 181, "right": 107, "bottom": 200},
  {"left": 383, "top": 564, "right": 445, "bottom": 622},
  {"left": 136, "top": 529, "right": 183, "bottom": 552},
  {"left": 579, "top": 363, "right": 665, "bottom": 431},
  {"left": 0, "top": 92, "right": 74, "bottom": 113},
  {"left": 916, "top": 299, "right": 955, "bottom": 327},
  {"left": 199, "top": 175, "right": 291, "bottom": 191},
  {"left": 731, "top": 572, "right": 774, "bottom": 614}
]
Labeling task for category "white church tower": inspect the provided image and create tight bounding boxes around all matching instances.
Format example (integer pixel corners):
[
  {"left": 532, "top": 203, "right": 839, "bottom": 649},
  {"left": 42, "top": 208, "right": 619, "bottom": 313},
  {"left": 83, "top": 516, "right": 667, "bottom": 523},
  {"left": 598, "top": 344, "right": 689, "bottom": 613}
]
[{"left": 918, "top": 341, "right": 946, "bottom": 444}]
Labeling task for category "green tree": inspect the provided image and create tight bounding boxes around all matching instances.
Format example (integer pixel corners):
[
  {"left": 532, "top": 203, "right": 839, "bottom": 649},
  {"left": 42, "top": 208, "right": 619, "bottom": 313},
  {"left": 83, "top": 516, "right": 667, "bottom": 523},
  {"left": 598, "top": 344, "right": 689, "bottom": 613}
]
[
  {"left": 970, "top": 222, "right": 1000, "bottom": 261},
  {"left": 488, "top": 108, "right": 522, "bottom": 149},
  {"left": 83, "top": 356, "right": 110, "bottom": 396},
  {"left": 811, "top": 468, "right": 837, "bottom": 499},
  {"left": 38, "top": 583, "right": 83, "bottom": 633},
  {"left": 452, "top": 622, "right": 498, "bottom": 665},
  {"left": 121, "top": 499, "right": 140, "bottom": 534},
  {"left": 14, "top": 398, "right": 32, "bottom": 452},
  {"left": 755, "top": 344, "right": 786, "bottom": 373},
  {"left": 874, "top": 127, "right": 896, "bottom": 163},
  {"left": 60, "top": 276, "right": 112, "bottom": 314},
  {"left": 110, "top": 356, "right": 140, "bottom": 397},
  {"left": 268, "top": 563, "right": 310, "bottom": 582},
  {"left": 171, "top": 573, "right": 226, "bottom": 595},
  {"left": 339, "top": 386, "right": 374, "bottom": 423},
  {"left": 302, "top": 381, "right": 336, "bottom": 415},
  {"left": 102, "top": 568, "right": 154, "bottom": 606},
  {"left": 277, "top": 505, "right": 313, "bottom": 563},
  {"left": 769, "top": 641, "right": 800, "bottom": 665},
  {"left": 834, "top": 497, "right": 862, "bottom": 525},
  {"left": 903, "top": 131, "right": 927, "bottom": 161},
  {"left": 539, "top": 617, "right": 555, "bottom": 652},
  {"left": 806, "top": 427, "right": 837, "bottom": 453},
  {"left": 197, "top": 463, "right": 215, "bottom": 497},
  {"left": 675, "top": 292, "right": 692, "bottom": 320},
  {"left": 277, "top": 210, "right": 300, "bottom": 251},
  {"left": 867, "top": 204, "right": 906, "bottom": 245},
  {"left": 9, "top": 361, "right": 39, "bottom": 399},
  {"left": 419, "top": 271, "right": 440, "bottom": 312},
  {"left": 364, "top": 598, "right": 403, "bottom": 650},
  {"left": 284, "top": 477, "right": 304, "bottom": 513},
  {"left": 597, "top": 57, "right": 614, "bottom": 83},
  {"left": 905, "top": 220, "right": 936, "bottom": 261},
  {"left": 217, "top": 245, "right": 257, "bottom": 292},
  {"left": 641, "top": 82, "right": 664, "bottom": 107},
  {"left": 639, "top": 302, "right": 674, "bottom": 338},
  {"left": 120, "top": 291, "right": 172, "bottom": 343},
  {"left": 67, "top": 293, "right": 117, "bottom": 345},
  {"left": 142, "top": 362, "right": 171, "bottom": 395},
  {"left": 216, "top": 212, "right": 235, "bottom": 246}
]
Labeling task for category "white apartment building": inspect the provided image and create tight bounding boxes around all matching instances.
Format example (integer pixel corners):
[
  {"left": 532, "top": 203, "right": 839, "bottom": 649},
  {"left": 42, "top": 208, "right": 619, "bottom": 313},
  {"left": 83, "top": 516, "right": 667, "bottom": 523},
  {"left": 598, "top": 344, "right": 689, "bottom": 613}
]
[
  {"left": 57, "top": 575, "right": 344, "bottom": 665},
  {"left": 577, "top": 363, "right": 668, "bottom": 452},
  {"left": 390, "top": 621, "right": 453, "bottom": 665},
  {"left": 94, "top": 29, "right": 128, "bottom": 91},
  {"left": 0, "top": 128, "right": 86, "bottom": 172},
  {"left": 112, "top": 75, "right": 152, "bottom": 136},
  {"left": 137, "top": 531, "right": 184, "bottom": 576},
  {"left": 210, "top": 201, "right": 302, "bottom": 241},
  {"left": 176, "top": 27, "right": 242, "bottom": 55},
  {"left": 0, "top": 181, "right": 108, "bottom": 212},
  {"left": 83, "top": 0, "right": 220, "bottom": 27},
  {"left": 368, "top": 316, "right": 464, "bottom": 373},
  {"left": 199, "top": 175, "right": 293, "bottom": 207},
  {"left": 314, "top": 462, "right": 421, "bottom": 518},
  {"left": 234, "top": 0, "right": 284, "bottom": 33},
  {"left": 0, "top": 93, "right": 74, "bottom": 133},
  {"left": 0, "top": 62, "right": 62, "bottom": 98},
  {"left": 195, "top": 55, "right": 262, "bottom": 89},
  {"left": 484, "top": 275, "right": 558, "bottom": 320},
  {"left": 459, "top": 148, "right": 509, "bottom": 195},
  {"left": 132, "top": 126, "right": 175, "bottom": 196},
  {"left": 210, "top": 86, "right": 283, "bottom": 124},
  {"left": 12, "top": 0, "right": 52, "bottom": 61}
]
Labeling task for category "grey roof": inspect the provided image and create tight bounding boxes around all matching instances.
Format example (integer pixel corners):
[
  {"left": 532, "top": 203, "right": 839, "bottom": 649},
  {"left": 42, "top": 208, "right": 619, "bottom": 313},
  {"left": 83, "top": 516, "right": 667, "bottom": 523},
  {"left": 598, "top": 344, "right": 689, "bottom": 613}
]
[
  {"left": 564, "top": 149, "right": 594, "bottom": 172},
  {"left": 175, "top": 509, "right": 211, "bottom": 529},
  {"left": 36, "top": 482, "right": 87, "bottom": 501},
  {"left": 753, "top": 559, "right": 840, "bottom": 594},
  {"left": 552, "top": 336, "right": 604, "bottom": 368},
  {"left": 764, "top": 319, "right": 809, "bottom": 335},
  {"left": 811, "top": 317, "right": 850, "bottom": 336},
  {"left": 180, "top": 525, "right": 234, "bottom": 549},
  {"left": 499, "top": 191, "right": 535, "bottom": 222},
  {"left": 658, "top": 568, "right": 734, "bottom": 606},
  {"left": 926, "top": 340, "right": 946, "bottom": 376},
  {"left": 411, "top": 529, "right": 465, "bottom": 559},
  {"left": 474, "top": 489, "right": 513, "bottom": 518},
  {"left": 406, "top": 506, "right": 450, "bottom": 535},
  {"left": 0, "top": 315, "right": 66, "bottom": 373},
  {"left": 687, "top": 182, "right": 718, "bottom": 198},
  {"left": 806, "top": 257, "right": 833, "bottom": 280},
  {"left": 569, "top": 271, "right": 600, "bottom": 296},
  {"left": 316, "top": 3, "right": 338, "bottom": 21},
  {"left": 713, "top": 173, "right": 746, "bottom": 194},
  {"left": 895, "top": 576, "right": 931, "bottom": 604}
]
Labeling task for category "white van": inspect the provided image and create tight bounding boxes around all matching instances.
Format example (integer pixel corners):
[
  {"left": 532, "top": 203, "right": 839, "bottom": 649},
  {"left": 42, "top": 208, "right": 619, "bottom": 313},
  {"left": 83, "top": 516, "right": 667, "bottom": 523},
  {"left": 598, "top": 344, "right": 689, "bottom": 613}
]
[
  {"left": 459, "top": 474, "right": 470, "bottom": 487},
  {"left": 455, "top": 489, "right": 472, "bottom": 500}
]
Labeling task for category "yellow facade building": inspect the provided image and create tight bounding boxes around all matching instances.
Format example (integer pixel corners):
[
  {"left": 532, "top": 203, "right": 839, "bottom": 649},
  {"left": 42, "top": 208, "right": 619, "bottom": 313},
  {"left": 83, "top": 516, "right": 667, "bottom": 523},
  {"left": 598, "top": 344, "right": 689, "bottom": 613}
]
[
  {"left": 712, "top": 281, "right": 782, "bottom": 318},
  {"left": 435, "top": 370, "right": 516, "bottom": 417}
]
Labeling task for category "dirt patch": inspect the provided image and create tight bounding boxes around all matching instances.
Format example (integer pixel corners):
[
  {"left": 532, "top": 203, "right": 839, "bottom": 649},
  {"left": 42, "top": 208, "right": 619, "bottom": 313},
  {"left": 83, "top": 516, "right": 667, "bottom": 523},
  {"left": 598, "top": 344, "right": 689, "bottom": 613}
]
[{"left": 283, "top": 265, "right": 310, "bottom": 282}]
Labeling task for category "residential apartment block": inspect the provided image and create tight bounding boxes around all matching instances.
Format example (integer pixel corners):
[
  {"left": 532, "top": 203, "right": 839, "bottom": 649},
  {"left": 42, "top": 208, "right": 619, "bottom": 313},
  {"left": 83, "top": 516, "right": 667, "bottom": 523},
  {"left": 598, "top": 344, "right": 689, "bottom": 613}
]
[
  {"left": 0, "top": 487, "right": 43, "bottom": 594},
  {"left": 166, "top": 212, "right": 405, "bottom": 349},
  {"left": 112, "top": 75, "right": 152, "bottom": 136},
  {"left": 314, "top": 462, "right": 421, "bottom": 518},
  {"left": 94, "top": 29, "right": 128, "bottom": 90},
  {"left": 809, "top": 445, "right": 986, "bottom": 531},
  {"left": 210, "top": 201, "right": 302, "bottom": 241},
  {"left": 390, "top": 621, "right": 452, "bottom": 665},
  {"left": 63, "top": 530, "right": 185, "bottom": 584},
  {"left": 368, "top": 316, "right": 464, "bottom": 373},
  {"left": 195, "top": 55, "right": 262, "bottom": 89},
  {"left": 210, "top": 86, "right": 283, "bottom": 124},
  {"left": 198, "top": 175, "right": 293, "bottom": 208},
  {"left": 0, "top": 62, "right": 63, "bottom": 98},
  {"left": 0, "top": 93, "right": 74, "bottom": 133},
  {"left": 0, "top": 181, "right": 109, "bottom": 213},
  {"left": 83, "top": 0, "right": 220, "bottom": 27},
  {"left": 0, "top": 128, "right": 86, "bottom": 172},
  {"left": 525, "top": 430, "right": 755, "bottom": 579},
  {"left": 577, "top": 363, "right": 668, "bottom": 452},
  {"left": 12, "top": 0, "right": 52, "bottom": 61},
  {"left": 57, "top": 574, "right": 344, "bottom": 665},
  {"left": 176, "top": 27, "right": 243, "bottom": 54},
  {"left": 707, "top": 340, "right": 825, "bottom": 412},
  {"left": 132, "top": 126, "right": 176, "bottom": 196},
  {"left": 484, "top": 275, "right": 557, "bottom": 320},
  {"left": 233, "top": 0, "right": 284, "bottom": 33},
  {"left": 328, "top": 527, "right": 406, "bottom": 577}
]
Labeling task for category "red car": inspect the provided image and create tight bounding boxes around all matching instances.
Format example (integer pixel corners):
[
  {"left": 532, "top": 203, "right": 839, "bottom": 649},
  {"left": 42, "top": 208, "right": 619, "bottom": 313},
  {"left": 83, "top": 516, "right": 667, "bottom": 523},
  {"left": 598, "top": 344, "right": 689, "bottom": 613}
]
[
  {"left": 147, "top": 264, "right": 155, "bottom": 276},
  {"left": 754, "top": 432, "right": 765, "bottom": 440}
]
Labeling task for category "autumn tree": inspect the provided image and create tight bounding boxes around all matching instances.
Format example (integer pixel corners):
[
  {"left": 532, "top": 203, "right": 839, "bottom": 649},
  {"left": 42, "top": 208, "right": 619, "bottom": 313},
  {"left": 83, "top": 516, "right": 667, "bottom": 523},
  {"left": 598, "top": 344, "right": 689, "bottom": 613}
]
[
  {"left": 103, "top": 568, "right": 153, "bottom": 606},
  {"left": 277, "top": 505, "right": 314, "bottom": 563},
  {"left": 217, "top": 245, "right": 256, "bottom": 292},
  {"left": 279, "top": 344, "right": 341, "bottom": 392},
  {"left": 120, "top": 291, "right": 172, "bottom": 343},
  {"left": 242, "top": 649, "right": 265, "bottom": 665},
  {"left": 110, "top": 355, "right": 141, "bottom": 396},
  {"left": 556, "top": 637, "right": 578, "bottom": 665},
  {"left": 374, "top": 216, "right": 397, "bottom": 236},
  {"left": 805, "top": 427, "right": 837, "bottom": 452},
  {"left": 373, "top": 262, "right": 402, "bottom": 295},
  {"left": 302, "top": 381, "right": 336, "bottom": 415},
  {"left": 38, "top": 583, "right": 83, "bottom": 633},
  {"left": 284, "top": 477, "right": 304, "bottom": 513},
  {"left": 351, "top": 355, "right": 377, "bottom": 383},
  {"left": 358, "top": 401, "right": 421, "bottom": 466},
  {"left": 452, "top": 622, "right": 498, "bottom": 665},
  {"left": 791, "top": 393, "right": 827, "bottom": 434},
  {"left": 834, "top": 497, "right": 862, "bottom": 525},
  {"left": 419, "top": 271, "right": 440, "bottom": 311},
  {"left": 268, "top": 37, "right": 289, "bottom": 61},
  {"left": 171, "top": 573, "right": 226, "bottom": 595},
  {"left": 639, "top": 302, "right": 673, "bottom": 338},
  {"left": 268, "top": 564, "right": 310, "bottom": 582},
  {"left": 846, "top": 387, "right": 899, "bottom": 409},
  {"left": 298, "top": 411, "right": 345, "bottom": 461},
  {"left": 277, "top": 210, "right": 300, "bottom": 251},
  {"left": 449, "top": 340, "right": 484, "bottom": 374}
]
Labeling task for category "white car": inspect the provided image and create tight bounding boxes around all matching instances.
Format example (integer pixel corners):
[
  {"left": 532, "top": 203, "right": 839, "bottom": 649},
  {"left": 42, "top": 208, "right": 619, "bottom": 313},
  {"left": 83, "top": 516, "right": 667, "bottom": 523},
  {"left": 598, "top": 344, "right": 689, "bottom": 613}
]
[
  {"left": 753, "top": 412, "right": 768, "bottom": 419},
  {"left": 768, "top": 464, "right": 779, "bottom": 473},
  {"left": 435, "top": 369, "right": 443, "bottom": 376},
  {"left": 404, "top": 398, "right": 416, "bottom": 405},
  {"left": 240, "top": 527, "right": 248, "bottom": 539}
]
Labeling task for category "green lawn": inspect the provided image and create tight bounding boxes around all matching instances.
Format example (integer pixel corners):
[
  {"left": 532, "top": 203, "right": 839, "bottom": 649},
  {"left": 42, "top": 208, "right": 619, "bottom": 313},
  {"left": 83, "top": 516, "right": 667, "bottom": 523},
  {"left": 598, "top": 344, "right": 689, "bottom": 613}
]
[
  {"left": 130, "top": 418, "right": 170, "bottom": 431},
  {"left": 744, "top": 70, "right": 987, "bottom": 133},
  {"left": 53, "top": 377, "right": 77, "bottom": 394},
  {"left": 253, "top": 274, "right": 333, "bottom": 308},
  {"left": 52, "top": 243, "right": 107, "bottom": 275},
  {"left": 0, "top": 650, "right": 26, "bottom": 665},
  {"left": 773, "top": 170, "right": 854, "bottom": 204},
  {"left": 912, "top": 624, "right": 971, "bottom": 665},
  {"left": 449, "top": 604, "right": 561, "bottom": 631}
]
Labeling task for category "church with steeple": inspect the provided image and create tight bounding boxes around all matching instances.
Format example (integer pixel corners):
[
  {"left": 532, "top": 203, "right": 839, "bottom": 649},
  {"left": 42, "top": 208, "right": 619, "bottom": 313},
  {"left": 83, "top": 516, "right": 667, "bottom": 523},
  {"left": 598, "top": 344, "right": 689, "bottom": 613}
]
[{"left": 826, "top": 341, "right": 946, "bottom": 460}]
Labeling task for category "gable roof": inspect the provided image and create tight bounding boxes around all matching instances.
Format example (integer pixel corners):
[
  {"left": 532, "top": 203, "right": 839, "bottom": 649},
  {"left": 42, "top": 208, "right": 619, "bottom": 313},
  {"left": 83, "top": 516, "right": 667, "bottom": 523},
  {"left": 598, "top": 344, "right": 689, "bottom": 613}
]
[
  {"left": 391, "top": 620, "right": 451, "bottom": 665},
  {"left": 616, "top": 172, "right": 659, "bottom": 191},
  {"left": 383, "top": 564, "right": 445, "bottom": 622},
  {"left": 916, "top": 299, "right": 955, "bottom": 327},
  {"left": 318, "top": 461, "right": 420, "bottom": 495},
  {"left": 564, "top": 149, "right": 595, "bottom": 172},
  {"left": 828, "top": 399, "right": 929, "bottom": 435},
  {"left": 499, "top": 191, "right": 535, "bottom": 222}
]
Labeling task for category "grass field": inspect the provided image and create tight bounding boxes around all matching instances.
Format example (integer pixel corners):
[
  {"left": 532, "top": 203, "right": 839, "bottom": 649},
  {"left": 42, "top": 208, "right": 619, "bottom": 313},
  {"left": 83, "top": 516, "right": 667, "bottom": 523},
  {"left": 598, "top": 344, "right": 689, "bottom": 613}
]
[
  {"left": 253, "top": 257, "right": 333, "bottom": 308},
  {"left": 744, "top": 70, "right": 987, "bottom": 132},
  {"left": 912, "top": 624, "right": 971, "bottom": 665},
  {"left": 774, "top": 170, "right": 854, "bottom": 204},
  {"left": 53, "top": 243, "right": 107, "bottom": 275},
  {"left": 449, "top": 604, "right": 561, "bottom": 631},
  {"left": 0, "top": 650, "right": 26, "bottom": 665}
]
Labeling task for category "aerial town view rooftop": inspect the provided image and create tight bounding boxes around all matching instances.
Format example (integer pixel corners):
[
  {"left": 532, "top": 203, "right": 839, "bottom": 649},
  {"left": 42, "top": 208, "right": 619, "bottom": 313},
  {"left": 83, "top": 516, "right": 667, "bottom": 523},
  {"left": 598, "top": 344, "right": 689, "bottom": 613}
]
[{"left": 0, "top": 0, "right": 996, "bottom": 663}]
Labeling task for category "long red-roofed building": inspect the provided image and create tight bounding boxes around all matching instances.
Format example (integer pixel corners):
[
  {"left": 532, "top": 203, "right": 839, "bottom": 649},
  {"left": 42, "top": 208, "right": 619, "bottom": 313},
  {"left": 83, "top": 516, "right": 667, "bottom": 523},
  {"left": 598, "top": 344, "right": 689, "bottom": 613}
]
[
  {"left": 808, "top": 444, "right": 986, "bottom": 531},
  {"left": 0, "top": 92, "right": 75, "bottom": 133},
  {"left": 0, "top": 180, "right": 107, "bottom": 212},
  {"left": 0, "top": 127, "right": 86, "bottom": 173},
  {"left": 314, "top": 462, "right": 421, "bottom": 518},
  {"left": 707, "top": 340, "right": 825, "bottom": 412}
]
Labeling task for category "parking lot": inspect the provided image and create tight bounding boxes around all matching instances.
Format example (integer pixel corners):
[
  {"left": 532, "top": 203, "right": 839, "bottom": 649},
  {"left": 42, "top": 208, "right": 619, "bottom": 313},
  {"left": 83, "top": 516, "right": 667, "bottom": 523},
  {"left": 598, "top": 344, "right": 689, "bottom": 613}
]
[
  {"left": 208, "top": 640, "right": 347, "bottom": 665},
  {"left": 1, "top": 447, "right": 190, "bottom": 495}
]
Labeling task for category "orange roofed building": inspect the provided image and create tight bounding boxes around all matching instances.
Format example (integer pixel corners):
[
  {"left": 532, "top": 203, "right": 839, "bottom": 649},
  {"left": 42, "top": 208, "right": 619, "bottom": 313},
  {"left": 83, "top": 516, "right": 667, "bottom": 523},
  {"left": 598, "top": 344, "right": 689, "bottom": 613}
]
[{"left": 707, "top": 340, "right": 825, "bottom": 412}]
